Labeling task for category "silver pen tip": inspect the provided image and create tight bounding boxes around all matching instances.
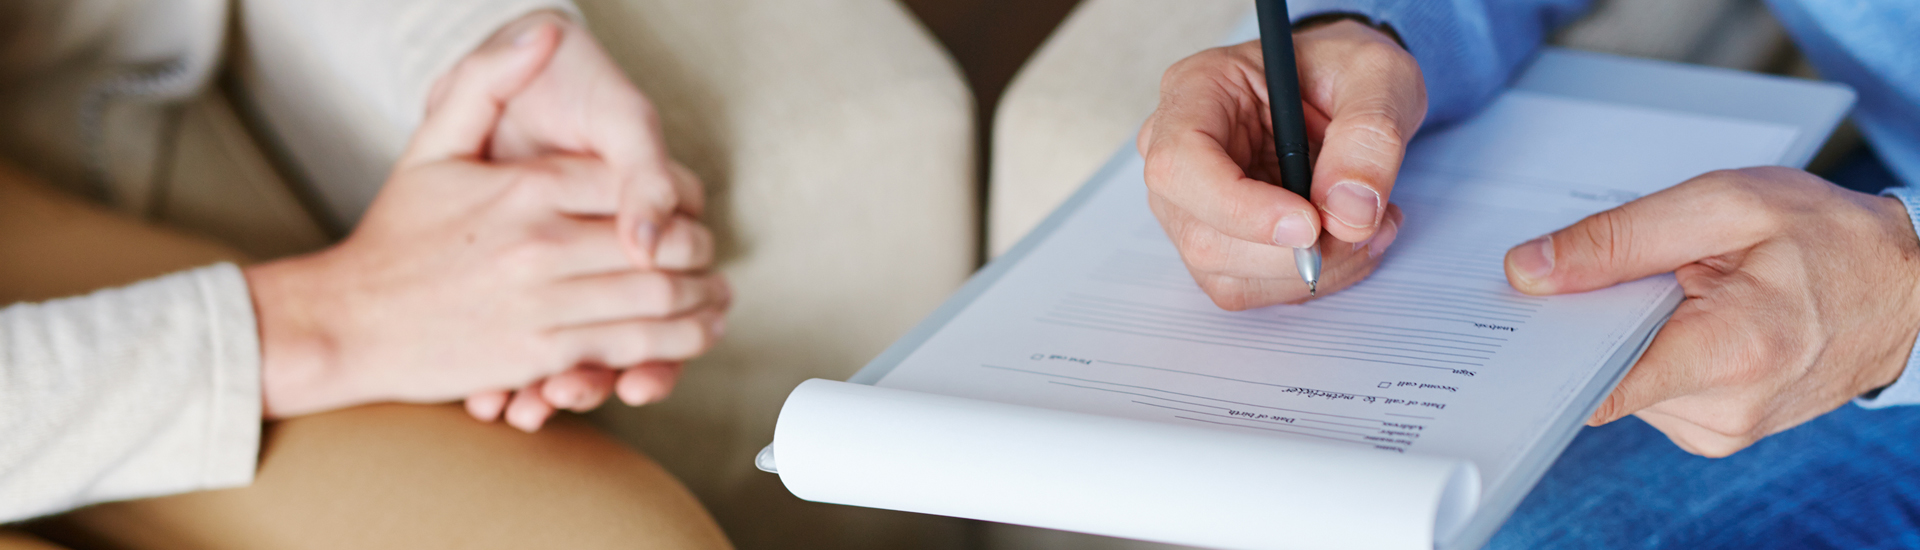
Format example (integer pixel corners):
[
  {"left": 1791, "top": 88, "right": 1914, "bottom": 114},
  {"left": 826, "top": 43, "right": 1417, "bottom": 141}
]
[{"left": 1294, "top": 245, "right": 1323, "bottom": 299}]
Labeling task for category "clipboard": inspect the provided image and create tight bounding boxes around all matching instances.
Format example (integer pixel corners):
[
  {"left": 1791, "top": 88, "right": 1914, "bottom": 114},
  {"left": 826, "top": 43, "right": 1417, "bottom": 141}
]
[{"left": 801, "top": 40, "right": 1854, "bottom": 550}]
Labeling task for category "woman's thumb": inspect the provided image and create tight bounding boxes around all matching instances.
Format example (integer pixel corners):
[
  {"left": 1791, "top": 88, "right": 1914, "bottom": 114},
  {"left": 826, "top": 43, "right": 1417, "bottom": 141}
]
[{"left": 402, "top": 23, "right": 561, "bottom": 166}]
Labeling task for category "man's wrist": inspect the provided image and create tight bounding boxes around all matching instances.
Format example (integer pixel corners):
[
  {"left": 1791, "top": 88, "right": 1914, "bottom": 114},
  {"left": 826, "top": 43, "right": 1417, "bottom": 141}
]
[{"left": 1857, "top": 187, "right": 1920, "bottom": 408}]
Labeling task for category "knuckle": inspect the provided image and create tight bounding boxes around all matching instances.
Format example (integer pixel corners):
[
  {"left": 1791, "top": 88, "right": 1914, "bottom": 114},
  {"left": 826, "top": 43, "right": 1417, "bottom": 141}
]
[
  {"left": 1572, "top": 208, "right": 1637, "bottom": 270},
  {"left": 1689, "top": 436, "right": 1751, "bottom": 459},
  {"left": 1715, "top": 360, "right": 1768, "bottom": 389},
  {"left": 1348, "top": 39, "right": 1416, "bottom": 79},
  {"left": 1712, "top": 348, "right": 1764, "bottom": 387},
  {"left": 670, "top": 162, "right": 705, "bottom": 190},
  {"left": 656, "top": 273, "right": 686, "bottom": 305},
  {"left": 1742, "top": 165, "right": 1808, "bottom": 189},
  {"left": 688, "top": 318, "right": 719, "bottom": 354},
  {"left": 601, "top": 331, "right": 652, "bottom": 367},
  {"left": 1343, "top": 109, "right": 1410, "bottom": 161},
  {"left": 504, "top": 165, "right": 562, "bottom": 208},
  {"left": 503, "top": 283, "right": 546, "bottom": 314},
  {"left": 1715, "top": 170, "right": 1774, "bottom": 204},
  {"left": 627, "top": 332, "right": 661, "bottom": 365},
  {"left": 1720, "top": 409, "right": 1767, "bottom": 438},
  {"left": 1689, "top": 400, "right": 1768, "bottom": 439},
  {"left": 1198, "top": 276, "right": 1254, "bottom": 311},
  {"left": 1748, "top": 206, "right": 1790, "bottom": 237},
  {"left": 1142, "top": 149, "right": 1183, "bottom": 193},
  {"left": 529, "top": 332, "right": 575, "bottom": 372},
  {"left": 1702, "top": 169, "right": 1793, "bottom": 232},
  {"left": 1697, "top": 440, "right": 1743, "bottom": 457},
  {"left": 1718, "top": 325, "right": 1797, "bottom": 386},
  {"left": 632, "top": 273, "right": 677, "bottom": 311},
  {"left": 1590, "top": 392, "right": 1628, "bottom": 424},
  {"left": 688, "top": 221, "right": 718, "bottom": 256},
  {"left": 705, "top": 274, "right": 735, "bottom": 307},
  {"left": 1163, "top": 47, "right": 1234, "bottom": 89},
  {"left": 603, "top": 83, "right": 660, "bottom": 127},
  {"left": 650, "top": 322, "right": 698, "bottom": 361},
  {"left": 1694, "top": 169, "right": 1752, "bottom": 201},
  {"left": 498, "top": 240, "right": 556, "bottom": 277},
  {"left": 1354, "top": 36, "right": 1404, "bottom": 59},
  {"left": 1179, "top": 233, "right": 1230, "bottom": 273},
  {"left": 628, "top": 93, "right": 661, "bottom": 123}
]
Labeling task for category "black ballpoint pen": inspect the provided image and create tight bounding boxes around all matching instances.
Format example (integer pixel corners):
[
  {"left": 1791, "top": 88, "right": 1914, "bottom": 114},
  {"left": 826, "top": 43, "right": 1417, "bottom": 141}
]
[{"left": 1255, "top": 0, "right": 1323, "bottom": 296}]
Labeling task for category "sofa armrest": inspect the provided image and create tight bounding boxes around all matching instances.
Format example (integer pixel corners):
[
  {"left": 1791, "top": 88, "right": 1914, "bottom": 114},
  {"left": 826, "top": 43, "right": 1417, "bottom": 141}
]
[{"left": 987, "top": 0, "right": 1250, "bottom": 257}]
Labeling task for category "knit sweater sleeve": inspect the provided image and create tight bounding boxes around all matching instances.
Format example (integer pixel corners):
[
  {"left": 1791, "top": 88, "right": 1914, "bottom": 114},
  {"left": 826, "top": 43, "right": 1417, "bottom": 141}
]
[
  {"left": 0, "top": 264, "right": 261, "bottom": 522},
  {"left": 236, "top": 0, "right": 583, "bottom": 135}
]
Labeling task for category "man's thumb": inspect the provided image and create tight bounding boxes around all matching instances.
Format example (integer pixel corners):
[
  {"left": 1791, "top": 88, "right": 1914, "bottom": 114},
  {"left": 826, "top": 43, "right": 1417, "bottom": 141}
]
[
  {"left": 402, "top": 23, "right": 560, "bottom": 166},
  {"left": 1503, "top": 176, "right": 1765, "bottom": 295}
]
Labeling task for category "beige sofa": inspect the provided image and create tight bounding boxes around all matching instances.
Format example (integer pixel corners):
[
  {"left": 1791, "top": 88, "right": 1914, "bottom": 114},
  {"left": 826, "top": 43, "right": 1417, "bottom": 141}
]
[{"left": 0, "top": 0, "right": 1806, "bottom": 548}]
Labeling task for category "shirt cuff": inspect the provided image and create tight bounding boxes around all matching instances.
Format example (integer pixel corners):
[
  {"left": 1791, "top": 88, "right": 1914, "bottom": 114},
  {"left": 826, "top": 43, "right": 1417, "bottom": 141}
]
[
  {"left": 1857, "top": 186, "right": 1920, "bottom": 408},
  {"left": 1284, "top": 0, "right": 1508, "bottom": 125}
]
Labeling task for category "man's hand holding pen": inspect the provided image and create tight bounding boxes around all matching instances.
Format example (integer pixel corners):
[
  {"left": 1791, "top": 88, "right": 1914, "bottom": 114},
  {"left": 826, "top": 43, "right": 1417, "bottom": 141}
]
[
  {"left": 1144, "top": 13, "right": 1920, "bottom": 458},
  {"left": 1138, "top": 18, "right": 1421, "bottom": 310}
]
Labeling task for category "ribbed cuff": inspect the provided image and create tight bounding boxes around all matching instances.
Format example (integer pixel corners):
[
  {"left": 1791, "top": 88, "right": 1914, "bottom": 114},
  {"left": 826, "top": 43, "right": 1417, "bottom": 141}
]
[
  {"left": 1857, "top": 186, "right": 1920, "bottom": 409},
  {"left": 194, "top": 263, "right": 264, "bottom": 489}
]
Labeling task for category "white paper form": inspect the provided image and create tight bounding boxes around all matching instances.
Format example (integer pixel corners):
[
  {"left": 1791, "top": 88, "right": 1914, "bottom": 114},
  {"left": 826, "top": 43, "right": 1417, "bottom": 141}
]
[
  {"left": 775, "top": 379, "right": 1478, "bottom": 550},
  {"left": 873, "top": 91, "right": 1798, "bottom": 495}
]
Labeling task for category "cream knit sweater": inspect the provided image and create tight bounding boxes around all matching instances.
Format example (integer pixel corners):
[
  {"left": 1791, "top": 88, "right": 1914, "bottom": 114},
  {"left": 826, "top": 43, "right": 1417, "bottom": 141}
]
[{"left": 0, "top": 0, "right": 571, "bottom": 522}]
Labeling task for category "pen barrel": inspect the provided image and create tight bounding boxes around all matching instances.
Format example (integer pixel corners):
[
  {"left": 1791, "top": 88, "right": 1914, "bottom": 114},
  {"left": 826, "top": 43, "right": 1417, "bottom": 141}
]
[
  {"left": 1279, "top": 150, "right": 1313, "bottom": 198},
  {"left": 1257, "top": 0, "right": 1314, "bottom": 198}
]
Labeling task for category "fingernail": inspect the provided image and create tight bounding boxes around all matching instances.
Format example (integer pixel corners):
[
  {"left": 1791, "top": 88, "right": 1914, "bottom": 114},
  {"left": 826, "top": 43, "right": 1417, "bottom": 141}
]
[
  {"left": 555, "top": 386, "right": 583, "bottom": 408},
  {"left": 1366, "top": 217, "right": 1400, "bottom": 259},
  {"left": 1509, "top": 236, "right": 1555, "bottom": 284},
  {"left": 634, "top": 385, "right": 666, "bottom": 406},
  {"left": 1325, "top": 181, "right": 1381, "bottom": 229},
  {"left": 620, "top": 379, "right": 658, "bottom": 406},
  {"left": 509, "top": 408, "right": 541, "bottom": 432},
  {"left": 513, "top": 26, "right": 541, "bottom": 47},
  {"left": 636, "top": 220, "right": 658, "bottom": 254},
  {"left": 1272, "top": 212, "right": 1318, "bottom": 248}
]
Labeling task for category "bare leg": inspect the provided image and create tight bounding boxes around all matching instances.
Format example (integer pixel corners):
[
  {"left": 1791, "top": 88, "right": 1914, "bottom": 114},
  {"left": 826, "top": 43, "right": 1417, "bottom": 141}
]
[
  {"left": 37, "top": 406, "right": 730, "bottom": 550},
  {"left": 1, "top": 161, "right": 730, "bottom": 550},
  {"left": 0, "top": 532, "right": 64, "bottom": 550},
  {"left": 0, "top": 160, "right": 245, "bottom": 303}
]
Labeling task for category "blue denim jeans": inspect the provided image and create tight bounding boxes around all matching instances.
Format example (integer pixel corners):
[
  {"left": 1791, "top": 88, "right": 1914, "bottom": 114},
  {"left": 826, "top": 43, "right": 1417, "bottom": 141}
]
[
  {"left": 1486, "top": 405, "right": 1920, "bottom": 549},
  {"left": 1485, "top": 148, "right": 1919, "bottom": 549}
]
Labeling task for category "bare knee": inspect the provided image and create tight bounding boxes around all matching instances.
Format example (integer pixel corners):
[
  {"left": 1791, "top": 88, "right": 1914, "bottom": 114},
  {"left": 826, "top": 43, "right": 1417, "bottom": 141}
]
[{"left": 55, "top": 405, "right": 731, "bottom": 550}]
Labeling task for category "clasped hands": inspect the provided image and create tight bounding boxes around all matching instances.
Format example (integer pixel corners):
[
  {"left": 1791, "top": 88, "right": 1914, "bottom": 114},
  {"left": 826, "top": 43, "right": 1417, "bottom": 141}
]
[
  {"left": 246, "top": 13, "right": 725, "bottom": 432},
  {"left": 1142, "top": 19, "right": 1920, "bottom": 456}
]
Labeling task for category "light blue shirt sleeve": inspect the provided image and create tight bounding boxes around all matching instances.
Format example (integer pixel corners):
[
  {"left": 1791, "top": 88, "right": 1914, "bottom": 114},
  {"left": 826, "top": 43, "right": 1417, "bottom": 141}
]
[
  {"left": 1287, "top": 0, "right": 1593, "bottom": 125},
  {"left": 1856, "top": 185, "right": 1920, "bottom": 409}
]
